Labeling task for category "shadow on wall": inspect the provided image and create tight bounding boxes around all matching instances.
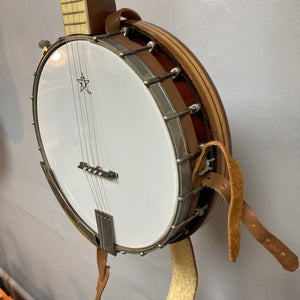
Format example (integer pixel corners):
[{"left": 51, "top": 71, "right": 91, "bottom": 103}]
[{"left": 0, "top": 28, "right": 24, "bottom": 144}]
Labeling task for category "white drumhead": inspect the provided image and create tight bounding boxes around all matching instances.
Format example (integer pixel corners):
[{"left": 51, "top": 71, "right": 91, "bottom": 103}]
[{"left": 37, "top": 40, "right": 178, "bottom": 249}]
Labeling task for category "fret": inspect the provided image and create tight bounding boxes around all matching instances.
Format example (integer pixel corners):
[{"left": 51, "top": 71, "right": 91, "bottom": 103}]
[
  {"left": 63, "top": 10, "right": 85, "bottom": 16},
  {"left": 60, "top": 0, "right": 116, "bottom": 35},
  {"left": 61, "top": 0, "right": 83, "bottom": 4},
  {"left": 64, "top": 21, "right": 87, "bottom": 26},
  {"left": 60, "top": 0, "right": 90, "bottom": 35}
]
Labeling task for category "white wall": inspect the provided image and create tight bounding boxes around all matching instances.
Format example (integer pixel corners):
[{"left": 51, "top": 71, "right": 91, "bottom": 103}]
[{"left": 0, "top": 0, "right": 299, "bottom": 299}]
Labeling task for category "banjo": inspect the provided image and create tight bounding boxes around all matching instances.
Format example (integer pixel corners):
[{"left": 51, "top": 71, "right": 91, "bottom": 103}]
[{"left": 32, "top": 1, "right": 298, "bottom": 299}]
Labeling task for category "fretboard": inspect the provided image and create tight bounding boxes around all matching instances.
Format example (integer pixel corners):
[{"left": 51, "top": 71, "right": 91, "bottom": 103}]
[
  {"left": 60, "top": 0, "right": 116, "bottom": 36},
  {"left": 61, "top": 0, "right": 91, "bottom": 35}
]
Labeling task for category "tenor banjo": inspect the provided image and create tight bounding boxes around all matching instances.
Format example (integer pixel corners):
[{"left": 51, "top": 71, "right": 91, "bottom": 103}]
[{"left": 32, "top": 1, "right": 298, "bottom": 299}]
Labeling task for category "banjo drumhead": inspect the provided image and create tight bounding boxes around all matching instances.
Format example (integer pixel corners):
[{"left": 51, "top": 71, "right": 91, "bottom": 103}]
[{"left": 36, "top": 39, "right": 180, "bottom": 249}]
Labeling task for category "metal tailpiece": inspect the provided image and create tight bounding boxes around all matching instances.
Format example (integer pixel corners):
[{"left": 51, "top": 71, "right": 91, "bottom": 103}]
[{"left": 95, "top": 210, "right": 117, "bottom": 256}]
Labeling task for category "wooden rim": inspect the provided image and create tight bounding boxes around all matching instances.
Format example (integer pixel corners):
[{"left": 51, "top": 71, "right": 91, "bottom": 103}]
[
  {"left": 128, "top": 21, "right": 231, "bottom": 153},
  {"left": 125, "top": 21, "right": 232, "bottom": 236}
]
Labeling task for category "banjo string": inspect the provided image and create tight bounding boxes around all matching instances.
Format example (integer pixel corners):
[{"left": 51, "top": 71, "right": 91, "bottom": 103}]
[
  {"left": 70, "top": 38, "right": 104, "bottom": 212},
  {"left": 63, "top": 3, "right": 110, "bottom": 214},
  {"left": 64, "top": 2, "right": 101, "bottom": 211},
  {"left": 65, "top": 45, "right": 85, "bottom": 176},
  {"left": 75, "top": 39, "right": 96, "bottom": 164},
  {"left": 80, "top": 39, "right": 111, "bottom": 214},
  {"left": 72, "top": 1, "right": 110, "bottom": 213},
  {"left": 76, "top": 41, "right": 107, "bottom": 213},
  {"left": 74, "top": 37, "right": 109, "bottom": 213},
  {"left": 73, "top": 2, "right": 105, "bottom": 212}
]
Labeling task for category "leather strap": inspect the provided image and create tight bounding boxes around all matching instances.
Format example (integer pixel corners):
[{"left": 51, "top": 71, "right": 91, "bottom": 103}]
[
  {"left": 193, "top": 141, "right": 244, "bottom": 262},
  {"left": 167, "top": 238, "right": 198, "bottom": 300},
  {"left": 105, "top": 8, "right": 141, "bottom": 33},
  {"left": 202, "top": 172, "right": 299, "bottom": 272},
  {"left": 94, "top": 248, "right": 110, "bottom": 300}
]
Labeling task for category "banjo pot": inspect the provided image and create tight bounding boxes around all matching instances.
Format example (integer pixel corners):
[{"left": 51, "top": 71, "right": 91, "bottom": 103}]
[{"left": 32, "top": 20, "right": 231, "bottom": 256}]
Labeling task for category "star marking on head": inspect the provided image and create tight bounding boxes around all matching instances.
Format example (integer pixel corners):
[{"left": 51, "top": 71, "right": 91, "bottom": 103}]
[{"left": 77, "top": 72, "right": 92, "bottom": 95}]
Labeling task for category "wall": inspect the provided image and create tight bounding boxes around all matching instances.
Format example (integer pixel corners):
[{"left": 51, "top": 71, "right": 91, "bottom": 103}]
[{"left": 0, "top": 0, "right": 299, "bottom": 299}]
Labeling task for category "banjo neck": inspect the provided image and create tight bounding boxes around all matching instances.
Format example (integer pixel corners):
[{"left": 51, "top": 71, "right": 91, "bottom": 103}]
[{"left": 60, "top": 0, "right": 116, "bottom": 35}]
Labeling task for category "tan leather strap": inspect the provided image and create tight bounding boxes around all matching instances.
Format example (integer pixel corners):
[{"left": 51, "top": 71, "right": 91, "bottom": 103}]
[
  {"left": 202, "top": 172, "right": 299, "bottom": 272},
  {"left": 167, "top": 238, "right": 198, "bottom": 300},
  {"left": 193, "top": 141, "right": 244, "bottom": 262},
  {"left": 95, "top": 248, "right": 110, "bottom": 300},
  {"left": 105, "top": 8, "right": 141, "bottom": 33}
]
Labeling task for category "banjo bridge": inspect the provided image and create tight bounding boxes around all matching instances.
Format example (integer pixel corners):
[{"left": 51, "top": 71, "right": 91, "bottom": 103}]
[{"left": 78, "top": 162, "right": 118, "bottom": 179}]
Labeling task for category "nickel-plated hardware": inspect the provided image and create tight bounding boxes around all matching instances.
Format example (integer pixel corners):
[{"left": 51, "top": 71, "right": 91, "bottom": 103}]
[
  {"left": 121, "top": 27, "right": 130, "bottom": 37},
  {"left": 176, "top": 149, "right": 202, "bottom": 164},
  {"left": 57, "top": 37, "right": 66, "bottom": 42},
  {"left": 171, "top": 205, "right": 208, "bottom": 231},
  {"left": 78, "top": 162, "right": 118, "bottom": 179},
  {"left": 176, "top": 143, "right": 204, "bottom": 164},
  {"left": 95, "top": 210, "right": 117, "bottom": 256},
  {"left": 119, "top": 41, "right": 156, "bottom": 57},
  {"left": 198, "top": 158, "right": 215, "bottom": 176},
  {"left": 144, "top": 67, "right": 181, "bottom": 87},
  {"left": 164, "top": 103, "right": 201, "bottom": 121},
  {"left": 199, "top": 143, "right": 206, "bottom": 149},
  {"left": 178, "top": 185, "right": 203, "bottom": 202},
  {"left": 92, "top": 27, "right": 129, "bottom": 41}
]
